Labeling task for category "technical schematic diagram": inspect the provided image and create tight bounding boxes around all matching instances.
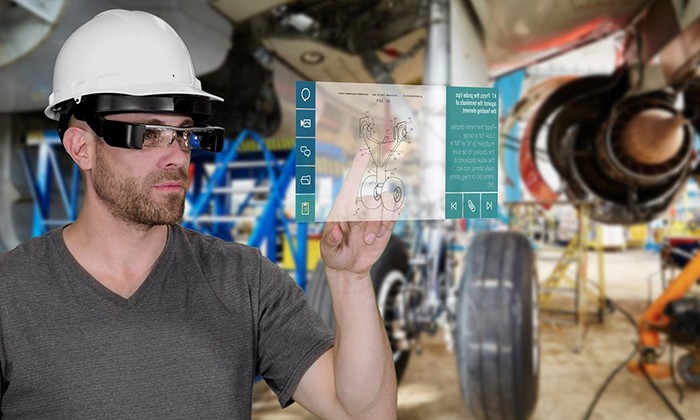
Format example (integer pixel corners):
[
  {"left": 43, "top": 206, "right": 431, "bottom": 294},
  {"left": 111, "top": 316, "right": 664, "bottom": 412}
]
[
  {"left": 357, "top": 112, "right": 413, "bottom": 214},
  {"left": 295, "top": 81, "right": 498, "bottom": 222}
]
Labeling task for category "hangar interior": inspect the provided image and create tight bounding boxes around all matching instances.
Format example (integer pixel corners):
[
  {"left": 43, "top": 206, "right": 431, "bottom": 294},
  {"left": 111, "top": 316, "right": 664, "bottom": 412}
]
[{"left": 2, "top": 0, "right": 700, "bottom": 419}]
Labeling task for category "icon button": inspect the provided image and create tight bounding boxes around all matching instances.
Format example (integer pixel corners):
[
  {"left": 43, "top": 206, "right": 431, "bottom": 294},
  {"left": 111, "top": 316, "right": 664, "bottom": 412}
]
[
  {"left": 463, "top": 194, "right": 480, "bottom": 219},
  {"left": 296, "top": 109, "right": 315, "bottom": 137},
  {"left": 296, "top": 81, "right": 316, "bottom": 109},
  {"left": 445, "top": 193, "right": 463, "bottom": 219},
  {"left": 481, "top": 193, "right": 497, "bottom": 218},
  {"left": 296, "top": 138, "right": 315, "bottom": 165},
  {"left": 296, "top": 194, "right": 315, "bottom": 222},
  {"left": 296, "top": 166, "right": 315, "bottom": 194}
]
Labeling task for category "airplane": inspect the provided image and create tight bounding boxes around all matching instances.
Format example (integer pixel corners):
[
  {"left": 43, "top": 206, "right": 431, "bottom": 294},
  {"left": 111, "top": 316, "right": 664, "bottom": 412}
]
[{"left": 2, "top": 1, "right": 700, "bottom": 419}]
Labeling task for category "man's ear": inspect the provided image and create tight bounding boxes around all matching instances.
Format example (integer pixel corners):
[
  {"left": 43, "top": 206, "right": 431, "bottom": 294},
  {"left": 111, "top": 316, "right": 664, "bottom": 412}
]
[{"left": 62, "top": 126, "right": 94, "bottom": 171}]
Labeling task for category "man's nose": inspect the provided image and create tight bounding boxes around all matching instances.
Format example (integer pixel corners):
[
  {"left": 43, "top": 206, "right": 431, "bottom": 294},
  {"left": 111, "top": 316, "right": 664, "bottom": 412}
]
[{"left": 159, "top": 140, "right": 191, "bottom": 169}]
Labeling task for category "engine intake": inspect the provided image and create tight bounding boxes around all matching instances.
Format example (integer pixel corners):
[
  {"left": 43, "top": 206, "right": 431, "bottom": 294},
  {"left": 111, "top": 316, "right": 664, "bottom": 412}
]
[{"left": 533, "top": 72, "right": 697, "bottom": 224}]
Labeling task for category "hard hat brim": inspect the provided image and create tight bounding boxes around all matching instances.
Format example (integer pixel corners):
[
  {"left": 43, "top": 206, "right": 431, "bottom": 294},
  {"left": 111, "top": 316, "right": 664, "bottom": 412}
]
[{"left": 45, "top": 84, "right": 223, "bottom": 121}]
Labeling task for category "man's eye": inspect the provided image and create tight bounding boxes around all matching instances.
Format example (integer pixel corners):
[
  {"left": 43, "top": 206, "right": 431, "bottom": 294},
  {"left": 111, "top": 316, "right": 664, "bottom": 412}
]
[{"left": 143, "top": 129, "right": 160, "bottom": 144}]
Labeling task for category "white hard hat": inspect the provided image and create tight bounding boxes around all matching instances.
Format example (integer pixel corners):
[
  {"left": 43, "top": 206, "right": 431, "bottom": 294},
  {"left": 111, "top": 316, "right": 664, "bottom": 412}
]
[{"left": 45, "top": 9, "right": 222, "bottom": 121}]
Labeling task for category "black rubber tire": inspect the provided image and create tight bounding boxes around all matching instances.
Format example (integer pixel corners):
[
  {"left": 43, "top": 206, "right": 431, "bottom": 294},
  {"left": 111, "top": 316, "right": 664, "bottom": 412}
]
[
  {"left": 678, "top": 353, "right": 700, "bottom": 388},
  {"left": 456, "top": 232, "right": 539, "bottom": 420},
  {"left": 306, "top": 235, "right": 411, "bottom": 383}
]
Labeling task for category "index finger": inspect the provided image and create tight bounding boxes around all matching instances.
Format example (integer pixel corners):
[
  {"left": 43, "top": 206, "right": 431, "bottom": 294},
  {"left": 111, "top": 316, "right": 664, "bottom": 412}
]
[{"left": 335, "top": 148, "right": 371, "bottom": 204}]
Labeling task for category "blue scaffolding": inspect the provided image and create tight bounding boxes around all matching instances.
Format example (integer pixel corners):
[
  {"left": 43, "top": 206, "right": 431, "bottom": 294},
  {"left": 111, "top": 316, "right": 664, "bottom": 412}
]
[
  {"left": 21, "top": 129, "right": 310, "bottom": 288},
  {"left": 183, "top": 129, "right": 309, "bottom": 287},
  {"left": 21, "top": 130, "right": 81, "bottom": 238}
]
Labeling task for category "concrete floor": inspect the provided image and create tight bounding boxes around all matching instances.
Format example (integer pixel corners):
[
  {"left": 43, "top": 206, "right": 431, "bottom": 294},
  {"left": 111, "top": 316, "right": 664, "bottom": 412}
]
[{"left": 252, "top": 246, "right": 700, "bottom": 419}]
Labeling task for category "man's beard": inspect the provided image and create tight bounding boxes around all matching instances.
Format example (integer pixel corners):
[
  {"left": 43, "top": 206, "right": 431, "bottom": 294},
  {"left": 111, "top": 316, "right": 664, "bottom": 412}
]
[{"left": 91, "top": 144, "right": 189, "bottom": 227}]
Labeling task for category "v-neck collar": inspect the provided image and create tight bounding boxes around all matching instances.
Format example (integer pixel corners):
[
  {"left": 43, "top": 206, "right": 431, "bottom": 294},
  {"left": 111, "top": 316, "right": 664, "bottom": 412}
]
[{"left": 51, "top": 224, "right": 175, "bottom": 308}]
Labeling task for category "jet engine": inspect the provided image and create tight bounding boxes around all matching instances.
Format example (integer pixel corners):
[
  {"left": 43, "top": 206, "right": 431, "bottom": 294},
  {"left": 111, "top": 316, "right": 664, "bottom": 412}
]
[{"left": 528, "top": 70, "right": 697, "bottom": 224}]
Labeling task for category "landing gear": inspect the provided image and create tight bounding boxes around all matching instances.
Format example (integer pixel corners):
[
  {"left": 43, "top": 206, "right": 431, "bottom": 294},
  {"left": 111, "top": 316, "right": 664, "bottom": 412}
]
[{"left": 456, "top": 232, "right": 539, "bottom": 420}]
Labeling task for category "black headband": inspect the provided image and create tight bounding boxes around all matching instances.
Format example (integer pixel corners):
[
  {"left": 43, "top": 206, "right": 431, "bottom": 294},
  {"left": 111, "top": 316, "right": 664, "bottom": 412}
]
[
  {"left": 55, "top": 93, "right": 213, "bottom": 139},
  {"left": 59, "top": 94, "right": 213, "bottom": 119}
]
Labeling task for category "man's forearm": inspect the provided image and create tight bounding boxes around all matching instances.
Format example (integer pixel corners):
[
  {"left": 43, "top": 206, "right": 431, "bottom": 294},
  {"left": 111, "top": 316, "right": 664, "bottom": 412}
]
[{"left": 326, "top": 268, "right": 397, "bottom": 417}]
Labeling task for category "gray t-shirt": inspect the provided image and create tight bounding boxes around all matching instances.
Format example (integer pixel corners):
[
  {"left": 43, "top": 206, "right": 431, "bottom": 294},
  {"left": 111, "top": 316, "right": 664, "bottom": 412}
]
[{"left": 0, "top": 225, "right": 335, "bottom": 419}]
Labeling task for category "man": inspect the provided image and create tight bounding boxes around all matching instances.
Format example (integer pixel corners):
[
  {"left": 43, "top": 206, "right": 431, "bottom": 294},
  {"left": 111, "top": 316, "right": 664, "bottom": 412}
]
[{"left": 0, "top": 9, "right": 396, "bottom": 419}]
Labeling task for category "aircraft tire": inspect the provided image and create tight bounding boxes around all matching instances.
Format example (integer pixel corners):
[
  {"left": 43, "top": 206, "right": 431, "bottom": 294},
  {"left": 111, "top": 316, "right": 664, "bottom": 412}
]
[{"left": 456, "top": 232, "right": 539, "bottom": 420}]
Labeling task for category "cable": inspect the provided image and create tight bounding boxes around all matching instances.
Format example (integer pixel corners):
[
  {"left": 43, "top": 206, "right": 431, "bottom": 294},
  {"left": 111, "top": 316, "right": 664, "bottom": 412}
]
[
  {"left": 582, "top": 295, "right": 638, "bottom": 420},
  {"left": 645, "top": 269, "right": 661, "bottom": 307},
  {"left": 581, "top": 295, "right": 686, "bottom": 420},
  {"left": 582, "top": 343, "right": 638, "bottom": 420},
  {"left": 609, "top": 298, "right": 637, "bottom": 327},
  {"left": 648, "top": 248, "right": 687, "bottom": 403},
  {"left": 669, "top": 344, "right": 685, "bottom": 404},
  {"left": 640, "top": 363, "right": 685, "bottom": 420},
  {"left": 611, "top": 298, "right": 684, "bottom": 418}
]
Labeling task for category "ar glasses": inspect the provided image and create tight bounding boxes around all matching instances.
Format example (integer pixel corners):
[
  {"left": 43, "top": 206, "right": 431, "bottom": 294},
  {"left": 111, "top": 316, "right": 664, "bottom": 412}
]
[{"left": 83, "top": 115, "right": 224, "bottom": 152}]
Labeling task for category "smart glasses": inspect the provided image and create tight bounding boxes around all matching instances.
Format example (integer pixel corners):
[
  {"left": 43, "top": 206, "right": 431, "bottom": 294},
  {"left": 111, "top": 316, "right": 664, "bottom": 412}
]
[{"left": 84, "top": 115, "right": 224, "bottom": 152}]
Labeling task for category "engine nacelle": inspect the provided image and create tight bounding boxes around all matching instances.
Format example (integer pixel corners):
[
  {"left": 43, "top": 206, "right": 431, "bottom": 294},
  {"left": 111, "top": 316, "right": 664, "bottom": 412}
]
[{"left": 531, "top": 72, "right": 697, "bottom": 224}]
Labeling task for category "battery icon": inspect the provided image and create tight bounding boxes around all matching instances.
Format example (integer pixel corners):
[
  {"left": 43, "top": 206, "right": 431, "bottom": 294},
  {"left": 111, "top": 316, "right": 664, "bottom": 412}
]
[{"left": 301, "top": 201, "right": 310, "bottom": 216}]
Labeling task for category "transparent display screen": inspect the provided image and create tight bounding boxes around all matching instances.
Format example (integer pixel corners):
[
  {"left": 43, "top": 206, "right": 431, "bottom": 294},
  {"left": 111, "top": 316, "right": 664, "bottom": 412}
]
[{"left": 294, "top": 81, "right": 499, "bottom": 222}]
